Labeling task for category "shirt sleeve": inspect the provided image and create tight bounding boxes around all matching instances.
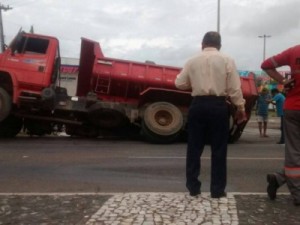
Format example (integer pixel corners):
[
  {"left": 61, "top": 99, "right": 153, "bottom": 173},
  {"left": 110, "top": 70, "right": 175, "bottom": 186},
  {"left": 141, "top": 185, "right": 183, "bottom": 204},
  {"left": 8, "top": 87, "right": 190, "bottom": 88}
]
[
  {"left": 261, "top": 48, "right": 292, "bottom": 69},
  {"left": 272, "top": 95, "right": 279, "bottom": 102},
  {"left": 175, "top": 61, "right": 191, "bottom": 90},
  {"left": 226, "top": 58, "right": 246, "bottom": 110}
]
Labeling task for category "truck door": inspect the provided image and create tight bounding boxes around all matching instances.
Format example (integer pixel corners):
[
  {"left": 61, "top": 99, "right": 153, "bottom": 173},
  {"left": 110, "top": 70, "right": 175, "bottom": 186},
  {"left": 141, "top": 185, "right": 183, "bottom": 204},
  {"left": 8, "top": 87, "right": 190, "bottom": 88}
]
[{"left": 5, "top": 34, "right": 53, "bottom": 90}]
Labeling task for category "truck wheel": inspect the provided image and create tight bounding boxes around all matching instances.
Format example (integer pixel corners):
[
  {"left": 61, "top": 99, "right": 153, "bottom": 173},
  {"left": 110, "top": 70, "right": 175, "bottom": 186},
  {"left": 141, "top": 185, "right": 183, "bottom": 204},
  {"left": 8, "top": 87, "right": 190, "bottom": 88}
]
[
  {"left": 24, "top": 119, "right": 51, "bottom": 136},
  {"left": 89, "top": 108, "right": 127, "bottom": 128},
  {"left": 228, "top": 108, "right": 249, "bottom": 143},
  {"left": 142, "top": 102, "right": 183, "bottom": 143},
  {"left": 65, "top": 124, "right": 99, "bottom": 138},
  {"left": 0, "top": 87, "right": 12, "bottom": 122},
  {"left": 0, "top": 115, "right": 23, "bottom": 138},
  {"left": 228, "top": 121, "right": 247, "bottom": 143}
]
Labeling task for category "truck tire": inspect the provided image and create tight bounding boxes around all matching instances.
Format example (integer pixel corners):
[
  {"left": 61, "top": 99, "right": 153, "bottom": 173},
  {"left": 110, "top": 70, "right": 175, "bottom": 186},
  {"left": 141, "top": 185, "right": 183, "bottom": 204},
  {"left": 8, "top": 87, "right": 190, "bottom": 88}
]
[
  {"left": 227, "top": 106, "right": 249, "bottom": 143},
  {"left": 0, "top": 87, "right": 12, "bottom": 122},
  {"left": 142, "top": 102, "right": 183, "bottom": 143},
  {"left": 88, "top": 102, "right": 128, "bottom": 129},
  {"left": 24, "top": 119, "right": 52, "bottom": 136},
  {"left": 65, "top": 124, "right": 99, "bottom": 138},
  {"left": 228, "top": 121, "right": 247, "bottom": 143},
  {"left": 89, "top": 108, "right": 127, "bottom": 128},
  {"left": 0, "top": 115, "right": 23, "bottom": 138}
]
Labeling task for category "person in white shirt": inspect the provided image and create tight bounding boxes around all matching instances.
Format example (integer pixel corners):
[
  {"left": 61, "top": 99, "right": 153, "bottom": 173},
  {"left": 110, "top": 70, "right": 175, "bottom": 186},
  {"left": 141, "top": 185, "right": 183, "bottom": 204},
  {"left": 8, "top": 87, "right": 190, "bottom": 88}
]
[{"left": 175, "top": 31, "right": 246, "bottom": 198}]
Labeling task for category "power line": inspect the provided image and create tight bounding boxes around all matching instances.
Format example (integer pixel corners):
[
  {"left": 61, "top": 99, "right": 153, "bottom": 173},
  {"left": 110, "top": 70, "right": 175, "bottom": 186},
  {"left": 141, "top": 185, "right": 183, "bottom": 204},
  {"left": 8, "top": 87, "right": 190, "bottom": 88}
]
[{"left": 0, "top": 3, "right": 12, "bottom": 52}]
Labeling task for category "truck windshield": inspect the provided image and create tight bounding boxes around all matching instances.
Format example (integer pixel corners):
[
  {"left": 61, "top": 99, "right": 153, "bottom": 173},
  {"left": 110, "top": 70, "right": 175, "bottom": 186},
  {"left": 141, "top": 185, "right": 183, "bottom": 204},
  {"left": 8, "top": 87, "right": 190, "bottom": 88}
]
[{"left": 17, "top": 37, "right": 49, "bottom": 54}]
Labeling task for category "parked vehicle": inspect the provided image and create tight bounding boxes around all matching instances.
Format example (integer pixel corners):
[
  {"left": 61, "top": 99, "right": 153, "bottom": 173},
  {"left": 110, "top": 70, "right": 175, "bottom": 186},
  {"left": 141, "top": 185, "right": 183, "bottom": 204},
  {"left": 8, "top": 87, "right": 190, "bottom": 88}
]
[{"left": 0, "top": 31, "right": 258, "bottom": 143}]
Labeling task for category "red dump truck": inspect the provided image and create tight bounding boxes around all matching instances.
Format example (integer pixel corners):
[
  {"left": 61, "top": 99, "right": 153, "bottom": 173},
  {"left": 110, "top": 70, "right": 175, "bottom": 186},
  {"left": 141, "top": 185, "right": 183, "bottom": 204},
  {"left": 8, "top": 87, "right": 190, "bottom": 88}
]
[{"left": 0, "top": 31, "right": 258, "bottom": 143}]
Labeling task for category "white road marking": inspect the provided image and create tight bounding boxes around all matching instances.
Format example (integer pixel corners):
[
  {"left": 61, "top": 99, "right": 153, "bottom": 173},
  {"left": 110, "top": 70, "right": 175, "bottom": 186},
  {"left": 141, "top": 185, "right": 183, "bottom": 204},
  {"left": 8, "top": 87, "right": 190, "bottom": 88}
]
[{"left": 129, "top": 156, "right": 284, "bottom": 160}]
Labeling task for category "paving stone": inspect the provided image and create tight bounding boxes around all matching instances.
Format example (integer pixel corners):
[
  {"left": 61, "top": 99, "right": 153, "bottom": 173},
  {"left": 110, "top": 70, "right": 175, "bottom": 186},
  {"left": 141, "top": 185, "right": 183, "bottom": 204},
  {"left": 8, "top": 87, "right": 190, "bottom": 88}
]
[{"left": 86, "top": 193, "right": 238, "bottom": 225}]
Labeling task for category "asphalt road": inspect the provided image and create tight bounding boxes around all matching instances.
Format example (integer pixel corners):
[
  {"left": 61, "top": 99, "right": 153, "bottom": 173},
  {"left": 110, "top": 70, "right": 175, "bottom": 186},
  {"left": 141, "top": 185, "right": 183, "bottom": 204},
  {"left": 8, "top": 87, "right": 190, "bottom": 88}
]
[{"left": 0, "top": 117, "right": 288, "bottom": 194}]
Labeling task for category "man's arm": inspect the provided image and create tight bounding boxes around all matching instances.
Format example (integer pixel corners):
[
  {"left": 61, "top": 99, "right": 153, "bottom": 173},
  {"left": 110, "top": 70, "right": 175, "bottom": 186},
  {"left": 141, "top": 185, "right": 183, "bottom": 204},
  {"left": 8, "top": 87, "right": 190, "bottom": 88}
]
[
  {"left": 225, "top": 59, "right": 247, "bottom": 124},
  {"left": 175, "top": 63, "right": 191, "bottom": 90},
  {"left": 261, "top": 50, "right": 295, "bottom": 90},
  {"left": 263, "top": 69, "right": 285, "bottom": 84},
  {"left": 226, "top": 59, "right": 246, "bottom": 111}
]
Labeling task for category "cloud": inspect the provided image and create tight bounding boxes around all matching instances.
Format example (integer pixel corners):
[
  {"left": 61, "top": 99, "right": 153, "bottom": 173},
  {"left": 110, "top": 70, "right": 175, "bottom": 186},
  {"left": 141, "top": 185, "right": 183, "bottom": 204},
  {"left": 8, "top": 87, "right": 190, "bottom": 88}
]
[
  {"left": 225, "top": 0, "right": 300, "bottom": 37},
  {"left": 220, "top": 0, "right": 300, "bottom": 70},
  {"left": 1, "top": 0, "right": 299, "bottom": 71}
]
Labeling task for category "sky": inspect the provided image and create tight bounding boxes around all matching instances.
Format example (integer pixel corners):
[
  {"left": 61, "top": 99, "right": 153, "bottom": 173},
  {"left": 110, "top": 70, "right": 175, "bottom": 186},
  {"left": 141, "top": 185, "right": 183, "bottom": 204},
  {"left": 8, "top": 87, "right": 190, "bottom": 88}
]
[{"left": 1, "top": 0, "right": 300, "bottom": 72}]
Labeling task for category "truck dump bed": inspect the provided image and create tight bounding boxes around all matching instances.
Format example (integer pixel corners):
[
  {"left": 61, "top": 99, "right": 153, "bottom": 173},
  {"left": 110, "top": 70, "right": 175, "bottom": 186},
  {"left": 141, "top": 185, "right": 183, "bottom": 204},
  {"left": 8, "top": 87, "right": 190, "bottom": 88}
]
[{"left": 77, "top": 38, "right": 257, "bottom": 104}]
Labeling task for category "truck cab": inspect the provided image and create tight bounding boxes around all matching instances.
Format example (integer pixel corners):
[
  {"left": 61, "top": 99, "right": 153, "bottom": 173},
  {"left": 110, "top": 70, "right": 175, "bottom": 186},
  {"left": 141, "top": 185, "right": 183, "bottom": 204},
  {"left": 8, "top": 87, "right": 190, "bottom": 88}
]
[
  {"left": 0, "top": 31, "right": 60, "bottom": 136},
  {"left": 1, "top": 31, "right": 60, "bottom": 103}
]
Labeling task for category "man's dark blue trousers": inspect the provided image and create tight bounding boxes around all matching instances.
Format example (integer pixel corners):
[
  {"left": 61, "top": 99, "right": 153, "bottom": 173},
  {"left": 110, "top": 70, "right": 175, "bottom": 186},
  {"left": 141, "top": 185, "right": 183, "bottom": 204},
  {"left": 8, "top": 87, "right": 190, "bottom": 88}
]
[{"left": 186, "top": 96, "right": 229, "bottom": 196}]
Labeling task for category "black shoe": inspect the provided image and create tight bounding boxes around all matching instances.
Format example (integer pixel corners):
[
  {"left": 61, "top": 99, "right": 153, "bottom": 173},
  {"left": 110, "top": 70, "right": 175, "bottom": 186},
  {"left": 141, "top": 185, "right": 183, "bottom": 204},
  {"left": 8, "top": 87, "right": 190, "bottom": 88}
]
[
  {"left": 276, "top": 141, "right": 285, "bottom": 144},
  {"left": 211, "top": 192, "right": 226, "bottom": 198},
  {"left": 267, "top": 174, "right": 279, "bottom": 200},
  {"left": 189, "top": 190, "right": 201, "bottom": 197}
]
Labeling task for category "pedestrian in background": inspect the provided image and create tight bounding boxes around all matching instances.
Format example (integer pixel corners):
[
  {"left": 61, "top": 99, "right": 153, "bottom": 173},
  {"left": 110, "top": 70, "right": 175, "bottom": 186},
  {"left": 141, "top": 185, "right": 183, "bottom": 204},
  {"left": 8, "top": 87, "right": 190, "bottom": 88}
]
[
  {"left": 256, "top": 87, "right": 271, "bottom": 137},
  {"left": 269, "top": 88, "right": 285, "bottom": 144},
  {"left": 175, "top": 31, "right": 247, "bottom": 198},
  {"left": 261, "top": 44, "right": 300, "bottom": 206}
]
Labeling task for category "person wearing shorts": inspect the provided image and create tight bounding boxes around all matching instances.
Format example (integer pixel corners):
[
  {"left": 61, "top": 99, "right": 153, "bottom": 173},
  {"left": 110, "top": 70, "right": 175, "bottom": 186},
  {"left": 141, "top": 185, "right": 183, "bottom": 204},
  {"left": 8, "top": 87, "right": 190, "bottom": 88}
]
[{"left": 256, "top": 88, "right": 271, "bottom": 137}]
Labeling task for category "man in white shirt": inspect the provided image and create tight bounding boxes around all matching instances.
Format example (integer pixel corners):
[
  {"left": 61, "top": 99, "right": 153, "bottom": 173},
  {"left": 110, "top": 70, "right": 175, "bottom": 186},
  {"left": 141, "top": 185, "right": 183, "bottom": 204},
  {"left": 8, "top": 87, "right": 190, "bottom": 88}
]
[{"left": 175, "top": 31, "right": 246, "bottom": 198}]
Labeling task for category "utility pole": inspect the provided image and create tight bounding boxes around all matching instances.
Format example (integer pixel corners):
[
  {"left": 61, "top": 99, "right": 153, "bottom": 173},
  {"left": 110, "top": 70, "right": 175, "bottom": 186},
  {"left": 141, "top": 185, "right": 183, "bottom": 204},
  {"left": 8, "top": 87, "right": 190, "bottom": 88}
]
[
  {"left": 217, "top": 0, "right": 220, "bottom": 33},
  {"left": 0, "top": 3, "right": 12, "bottom": 52},
  {"left": 30, "top": 25, "right": 34, "bottom": 33},
  {"left": 258, "top": 34, "right": 271, "bottom": 61},
  {"left": 258, "top": 34, "right": 271, "bottom": 85}
]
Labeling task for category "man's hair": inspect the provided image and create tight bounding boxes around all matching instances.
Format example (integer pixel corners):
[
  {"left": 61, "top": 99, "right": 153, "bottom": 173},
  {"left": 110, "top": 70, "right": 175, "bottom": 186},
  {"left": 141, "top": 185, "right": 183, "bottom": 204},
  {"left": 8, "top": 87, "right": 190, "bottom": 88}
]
[{"left": 202, "top": 31, "right": 221, "bottom": 48}]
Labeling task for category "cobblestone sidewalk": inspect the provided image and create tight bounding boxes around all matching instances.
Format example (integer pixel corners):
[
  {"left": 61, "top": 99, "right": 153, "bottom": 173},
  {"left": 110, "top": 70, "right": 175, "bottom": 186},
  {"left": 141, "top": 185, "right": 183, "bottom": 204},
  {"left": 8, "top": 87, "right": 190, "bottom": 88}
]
[
  {"left": 86, "top": 193, "right": 238, "bottom": 225},
  {"left": 0, "top": 193, "right": 299, "bottom": 225}
]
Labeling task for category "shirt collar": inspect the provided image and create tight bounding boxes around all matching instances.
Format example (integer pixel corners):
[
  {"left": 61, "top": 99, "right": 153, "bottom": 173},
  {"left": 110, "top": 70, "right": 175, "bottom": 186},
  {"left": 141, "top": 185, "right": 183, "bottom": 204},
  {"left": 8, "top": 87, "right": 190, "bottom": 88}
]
[{"left": 203, "top": 47, "right": 219, "bottom": 52}]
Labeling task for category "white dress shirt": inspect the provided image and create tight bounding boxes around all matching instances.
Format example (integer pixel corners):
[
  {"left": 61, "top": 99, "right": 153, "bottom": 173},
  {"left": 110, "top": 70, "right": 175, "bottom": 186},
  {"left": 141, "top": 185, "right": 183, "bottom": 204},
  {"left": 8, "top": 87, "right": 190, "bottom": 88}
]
[{"left": 175, "top": 47, "right": 245, "bottom": 110}]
